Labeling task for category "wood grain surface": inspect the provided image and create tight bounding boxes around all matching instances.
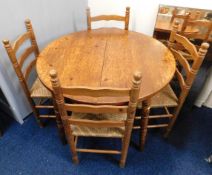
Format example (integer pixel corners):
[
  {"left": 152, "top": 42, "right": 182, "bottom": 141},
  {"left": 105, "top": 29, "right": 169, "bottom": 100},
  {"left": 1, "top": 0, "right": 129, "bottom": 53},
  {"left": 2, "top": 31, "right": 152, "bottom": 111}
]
[{"left": 36, "top": 28, "right": 176, "bottom": 104}]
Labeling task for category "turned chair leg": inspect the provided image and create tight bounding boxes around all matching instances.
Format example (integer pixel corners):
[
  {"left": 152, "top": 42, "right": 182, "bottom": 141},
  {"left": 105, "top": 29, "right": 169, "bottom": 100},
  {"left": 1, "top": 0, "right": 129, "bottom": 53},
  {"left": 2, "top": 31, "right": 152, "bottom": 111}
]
[
  {"left": 70, "top": 135, "right": 79, "bottom": 164},
  {"left": 120, "top": 120, "right": 133, "bottom": 168},
  {"left": 32, "top": 106, "right": 44, "bottom": 128},
  {"left": 55, "top": 108, "right": 67, "bottom": 144},
  {"left": 164, "top": 114, "right": 176, "bottom": 138},
  {"left": 53, "top": 99, "right": 67, "bottom": 144}
]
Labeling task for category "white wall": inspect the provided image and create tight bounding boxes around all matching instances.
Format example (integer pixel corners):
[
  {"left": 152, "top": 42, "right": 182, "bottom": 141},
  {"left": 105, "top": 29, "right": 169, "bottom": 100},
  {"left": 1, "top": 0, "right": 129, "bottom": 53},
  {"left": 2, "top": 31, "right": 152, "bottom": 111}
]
[
  {"left": 0, "top": 0, "right": 87, "bottom": 123},
  {"left": 88, "top": 0, "right": 212, "bottom": 36}
]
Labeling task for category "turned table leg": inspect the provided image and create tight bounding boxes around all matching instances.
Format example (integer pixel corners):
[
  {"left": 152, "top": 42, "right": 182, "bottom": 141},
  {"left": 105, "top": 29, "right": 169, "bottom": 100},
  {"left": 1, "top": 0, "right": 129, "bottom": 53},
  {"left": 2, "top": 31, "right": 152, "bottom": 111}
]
[{"left": 140, "top": 98, "right": 151, "bottom": 151}]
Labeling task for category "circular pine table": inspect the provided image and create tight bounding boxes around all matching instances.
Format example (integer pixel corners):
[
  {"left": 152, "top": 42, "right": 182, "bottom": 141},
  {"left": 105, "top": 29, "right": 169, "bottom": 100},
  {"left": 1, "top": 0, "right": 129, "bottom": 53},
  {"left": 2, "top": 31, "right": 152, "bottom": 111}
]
[{"left": 36, "top": 28, "right": 176, "bottom": 104}]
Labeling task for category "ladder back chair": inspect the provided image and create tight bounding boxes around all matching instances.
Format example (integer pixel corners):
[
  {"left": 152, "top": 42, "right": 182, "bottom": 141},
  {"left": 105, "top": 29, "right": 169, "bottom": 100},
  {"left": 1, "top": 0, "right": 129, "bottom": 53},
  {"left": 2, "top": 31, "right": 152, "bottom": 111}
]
[
  {"left": 2, "top": 19, "right": 66, "bottom": 143},
  {"left": 138, "top": 21, "right": 209, "bottom": 151},
  {"left": 50, "top": 69, "right": 142, "bottom": 168},
  {"left": 86, "top": 7, "right": 130, "bottom": 30}
]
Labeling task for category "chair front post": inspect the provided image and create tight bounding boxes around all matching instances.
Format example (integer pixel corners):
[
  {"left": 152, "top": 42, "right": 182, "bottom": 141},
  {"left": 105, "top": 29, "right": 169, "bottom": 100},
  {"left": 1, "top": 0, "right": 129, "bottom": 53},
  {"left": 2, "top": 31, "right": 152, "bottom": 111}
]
[
  {"left": 25, "top": 19, "right": 40, "bottom": 56},
  {"left": 120, "top": 72, "right": 141, "bottom": 167},
  {"left": 49, "top": 69, "right": 79, "bottom": 163},
  {"left": 2, "top": 40, "right": 42, "bottom": 127},
  {"left": 49, "top": 69, "right": 67, "bottom": 144},
  {"left": 125, "top": 7, "right": 130, "bottom": 30}
]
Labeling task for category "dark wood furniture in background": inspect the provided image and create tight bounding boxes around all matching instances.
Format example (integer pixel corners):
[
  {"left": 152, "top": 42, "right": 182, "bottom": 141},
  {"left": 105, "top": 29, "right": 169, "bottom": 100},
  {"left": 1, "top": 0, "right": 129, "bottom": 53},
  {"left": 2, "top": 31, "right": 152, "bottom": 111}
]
[
  {"left": 86, "top": 7, "right": 130, "bottom": 30},
  {"left": 154, "top": 6, "right": 212, "bottom": 42},
  {"left": 50, "top": 69, "right": 141, "bottom": 167}
]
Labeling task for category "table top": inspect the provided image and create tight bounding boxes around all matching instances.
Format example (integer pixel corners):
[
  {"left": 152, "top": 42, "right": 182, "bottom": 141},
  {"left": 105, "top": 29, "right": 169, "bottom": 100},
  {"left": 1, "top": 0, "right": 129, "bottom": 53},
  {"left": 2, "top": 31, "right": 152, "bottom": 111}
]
[{"left": 36, "top": 28, "right": 176, "bottom": 104}]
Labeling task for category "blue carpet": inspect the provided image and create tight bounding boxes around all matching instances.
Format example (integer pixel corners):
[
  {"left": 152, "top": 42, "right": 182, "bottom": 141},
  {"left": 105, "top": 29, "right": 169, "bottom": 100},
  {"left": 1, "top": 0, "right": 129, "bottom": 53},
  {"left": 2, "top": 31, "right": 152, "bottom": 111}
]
[
  {"left": 1, "top": 59, "right": 212, "bottom": 175},
  {"left": 0, "top": 106, "right": 212, "bottom": 175}
]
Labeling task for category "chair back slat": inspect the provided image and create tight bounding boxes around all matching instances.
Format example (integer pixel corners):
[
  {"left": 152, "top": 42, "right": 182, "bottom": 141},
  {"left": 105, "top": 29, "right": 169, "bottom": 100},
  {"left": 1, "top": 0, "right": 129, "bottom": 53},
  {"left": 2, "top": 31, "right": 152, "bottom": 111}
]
[
  {"left": 87, "top": 7, "right": 130, "bottom": 30},
  {"left": 2, "top": 19, "right": 40, "bottom": 122},
  {"left": 12, "top": 32, "right": 31, "bottom": 53},
  {"left": 19, "top": 46, "right": 36, "bottom": 68},
  {"left": 170, "top": 48, "right": 191, "bottom": 75},
  {"left": 3, "top": 19, "right": 39, "bottom": 89},
  {"left": 175, "top": 68, "right": 186, "bottom": 91},
  {"left": 174, "top": 33, "right": 199, "bottom": 59},
  {"left": 64, "top": 104, "right": 128, "bottom": 114},
  {"left": 24, "top": 59, "right": 36, "bottom": 81},
  {"left": 61, "top": 87, "right": 130, "bottom": 97},
  {"left": 50, "top": 69, "right": 142, "bottom": 131},
  {"left": 91, "top": 15, "right": 126, "bottom": 22},
  {"left": 66, "top": 118, "right": 125, "bottom": 128}
]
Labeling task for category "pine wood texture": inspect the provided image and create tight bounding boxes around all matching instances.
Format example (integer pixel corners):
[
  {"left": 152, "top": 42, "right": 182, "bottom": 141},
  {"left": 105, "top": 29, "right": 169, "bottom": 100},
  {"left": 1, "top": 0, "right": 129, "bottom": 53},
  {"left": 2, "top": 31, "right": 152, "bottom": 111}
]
[
  {"left": 87, "top": 7, "right": 130, "bottom": 30},
  {"left": 139, "top": 21, "right": 210, "bottom": 150},
  {"left": 50, "top": 69, "right": 142, "bottom": 167},
  {"left": 36, "top": 28, "right": 176, "bottom": 105}
]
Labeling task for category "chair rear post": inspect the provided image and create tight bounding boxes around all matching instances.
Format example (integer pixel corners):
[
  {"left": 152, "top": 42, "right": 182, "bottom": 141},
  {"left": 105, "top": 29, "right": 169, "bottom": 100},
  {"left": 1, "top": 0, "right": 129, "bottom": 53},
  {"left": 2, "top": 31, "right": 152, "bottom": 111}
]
[
  {"left": 125, "top": 7, "right": 130, "bottom": 30},
  {"left": 25, "top": 19, "right": 39, "bottom": 56},
  {"left": 170, "top": 8, "right": 178, "bottom": 23},
  {"left": 2, "top": 39, "right": 42, "bottom": 126},
  {"left": 86, "top": 8, "right": 91, "bottom": 30},
  {"left": 181, "top": 12, "right": 190, "bottom": 32},
  {"left": 187, "top": 42, "right": 209, "bottom": 87},
  {"left": 120, "top": 72, "right": 142, "bottom": 167},
  {"left": 169, "top": 21, "right": 180, "bottom": 47}
]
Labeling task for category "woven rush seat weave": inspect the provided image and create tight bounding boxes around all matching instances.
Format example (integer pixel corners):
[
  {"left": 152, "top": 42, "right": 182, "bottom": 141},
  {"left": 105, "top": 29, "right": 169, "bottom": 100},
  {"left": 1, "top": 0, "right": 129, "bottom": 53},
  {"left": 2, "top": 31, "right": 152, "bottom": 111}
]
[
  {"left": 151, "top": 85, "right": 178, "bottom": 108},
  {"left": 137, "top": 85, "right": 178, "bottom": 109},
  {"left": 71, "top": 113, "right": 127, "bottom": 138},
  {"left": 30, "top": 78, "right": 52, "bottom": 98}
]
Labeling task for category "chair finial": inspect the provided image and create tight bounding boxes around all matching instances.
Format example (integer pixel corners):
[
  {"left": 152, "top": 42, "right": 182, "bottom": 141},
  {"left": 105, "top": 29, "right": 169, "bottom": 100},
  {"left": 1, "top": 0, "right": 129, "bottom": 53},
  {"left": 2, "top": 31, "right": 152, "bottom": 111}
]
[
  {"left": 201, "top": 42, "right": 210, "bottom": 50},
  {"left": 49, "top": 69, "right": 57, "bottom": 79},
  {"left": 2, "top": 39, "right": 9, "bottom": 45}
]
